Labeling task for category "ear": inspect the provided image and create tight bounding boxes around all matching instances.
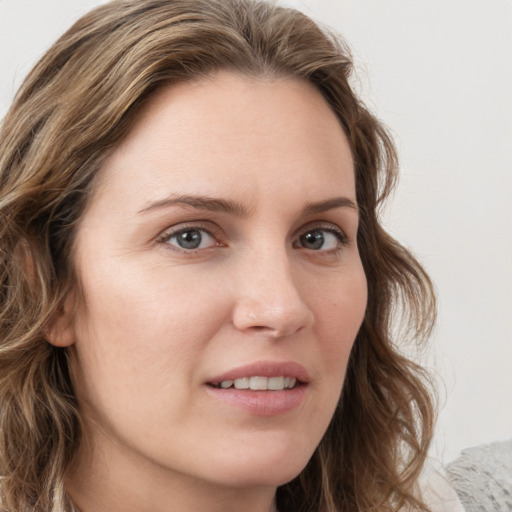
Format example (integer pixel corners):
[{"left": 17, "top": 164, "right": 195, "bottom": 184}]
[
  {"left": 15, "top": 239, "right": 77, "bottom": 347},
  {"left": 45, "top": 292, "right": 77, "bottom": 347}
]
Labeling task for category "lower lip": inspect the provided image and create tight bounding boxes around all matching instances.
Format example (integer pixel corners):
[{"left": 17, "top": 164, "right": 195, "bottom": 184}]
[{"left": 204, "top": 385, "right": 307, "bottom": 416}]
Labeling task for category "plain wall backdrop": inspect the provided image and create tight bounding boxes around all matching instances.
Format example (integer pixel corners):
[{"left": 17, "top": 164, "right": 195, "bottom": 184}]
[{"left": 1, "top": 0, "right": 511, "bottom": 464}]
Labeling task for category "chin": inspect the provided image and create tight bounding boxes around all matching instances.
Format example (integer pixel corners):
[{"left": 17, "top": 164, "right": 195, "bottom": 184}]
[
  {"left": 204, "top": 443, "right": 314, "bottom": 489},
  {"left": 216, "top": 465, "right": 306, "bottom": 490}
]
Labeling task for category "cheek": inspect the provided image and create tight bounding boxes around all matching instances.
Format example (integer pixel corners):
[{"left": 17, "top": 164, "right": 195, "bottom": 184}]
[
  {"left": 315, "top": 267, "right": 367, "bottom": 373},
  {"left": 298, "top": 270, "right": 366, "bottom": 454},
  {"left": 71, "top": 261, "right": 231, "bottom": 394},
  {"left": 69, "top": 264, "right": 234, "bottom": 443},
  {"left": 77, "top": 256, "right": 226, "bottom": 335}
]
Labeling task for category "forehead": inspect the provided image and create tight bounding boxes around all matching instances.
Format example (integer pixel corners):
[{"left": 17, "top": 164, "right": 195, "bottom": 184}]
[{"left": 90, "top": 71, "right": 355, "bottom": 213}]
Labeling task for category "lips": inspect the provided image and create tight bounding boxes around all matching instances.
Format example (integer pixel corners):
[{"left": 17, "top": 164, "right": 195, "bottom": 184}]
[
  {"left": 207, "top": 361, "right": 310, "bottom": 389},
  {"left": 205, "top": 361, "right": 309, "bottom": 415}
]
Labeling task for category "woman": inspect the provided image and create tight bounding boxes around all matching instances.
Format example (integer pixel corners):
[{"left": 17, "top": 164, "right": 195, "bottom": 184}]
[{"left": 0, "top": 1, "right": 437, "bottom": 511}]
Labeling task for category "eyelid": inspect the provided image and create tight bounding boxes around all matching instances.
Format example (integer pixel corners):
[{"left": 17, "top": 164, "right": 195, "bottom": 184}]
[
  {"left": 295, "top": 222, "right": 349, "bottom": 242},
  {"left": 292, "top": 222, "right": 350, "bottom": 253},
  {"left": 155, "top": 219, "right": 350, "bottom": 254},
  {"left": 156, "top": 221, "right": 225, "bottom": 251}
]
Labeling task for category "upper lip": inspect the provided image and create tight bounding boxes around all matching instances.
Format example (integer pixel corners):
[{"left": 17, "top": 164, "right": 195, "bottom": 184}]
[{"left": 207, "top": 361, "right": 310, "bottom": 385}]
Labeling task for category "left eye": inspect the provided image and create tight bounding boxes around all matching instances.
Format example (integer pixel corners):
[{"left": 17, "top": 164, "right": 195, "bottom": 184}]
[
  {"left": 165, "top": 228, "right": 217, "bottom": 250},
  {"left": 298, "top": 228, "right": 344, "bottom": 251}
]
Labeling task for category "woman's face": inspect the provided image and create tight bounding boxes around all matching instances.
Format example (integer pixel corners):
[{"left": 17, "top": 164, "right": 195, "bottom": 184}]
[{"left": 61, "top": 72, "right": 367, "bottom": 502}]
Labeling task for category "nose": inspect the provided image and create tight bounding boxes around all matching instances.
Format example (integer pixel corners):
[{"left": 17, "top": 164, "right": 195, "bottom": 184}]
[{"left": 231, "top": 251, "right": 314, "bottom": 338}]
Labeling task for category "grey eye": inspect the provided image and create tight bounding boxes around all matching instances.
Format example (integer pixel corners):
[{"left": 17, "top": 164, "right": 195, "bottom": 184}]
[
  {"left": 168, "top": 229, "right": 216, "bottom": 250},
  {"left": 299, "top": 229, "right": 342, "bottom": 251},
  {"left": 300, "top": 230, "right": 325, "bottom": 250}
]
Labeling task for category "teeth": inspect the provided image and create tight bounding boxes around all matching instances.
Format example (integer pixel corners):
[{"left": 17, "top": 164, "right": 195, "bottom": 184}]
[
  {"left": 285, "top": 377, "right": 296, "bottom": 389},
  {"left": 234, "top": 377, "right": 249, "bottom": 389},
  {"left": 216, "top": 376, "right": 297, "bottom": 390},
  {"left": 249, "top": 376, "right": 268, "bottom": 390},
  {"left": 268, "top": 376, "right": 285, "bottom": 390}
]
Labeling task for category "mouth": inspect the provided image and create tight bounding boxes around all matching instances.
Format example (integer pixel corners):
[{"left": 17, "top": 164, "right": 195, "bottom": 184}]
[
  {"left": 209, "top": 375, "right": 299, "bottom": 391},
  {"left": 204, "top": 362, "right": 309, "bottom": 415},
  {"left": 206, "top": 361, "right": 309, "bottom": 394}
]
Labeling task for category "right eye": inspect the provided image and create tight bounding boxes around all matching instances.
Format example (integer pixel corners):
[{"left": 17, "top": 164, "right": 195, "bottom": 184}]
[{"left": 159, "top": 227, "right": 218, "bottom": 251}]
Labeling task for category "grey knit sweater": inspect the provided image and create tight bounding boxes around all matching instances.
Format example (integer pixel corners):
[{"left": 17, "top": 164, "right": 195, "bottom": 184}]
[{"left": 446, "top": 440, "right": 512, "bottom": 512}]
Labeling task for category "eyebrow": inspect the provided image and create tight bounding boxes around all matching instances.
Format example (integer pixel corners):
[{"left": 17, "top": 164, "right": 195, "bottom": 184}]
[
  {"left": 302, "top": 196, "right": 358, "bottom": 215},
  {"left": 138, "top": 194, "right": 249, "bottom": 216},
  {"left": 138, "top": 194, "right": 358, "bottom": 216}
]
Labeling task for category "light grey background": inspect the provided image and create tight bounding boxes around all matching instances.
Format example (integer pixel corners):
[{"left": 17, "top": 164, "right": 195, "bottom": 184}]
[{"left": 1, "top": 0, "right": 511, "bottom": 464}]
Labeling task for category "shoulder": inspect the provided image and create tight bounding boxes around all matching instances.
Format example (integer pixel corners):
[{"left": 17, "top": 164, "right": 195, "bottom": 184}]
[{"left": 445, "top": 439, "right": 512, "bottom": 512}]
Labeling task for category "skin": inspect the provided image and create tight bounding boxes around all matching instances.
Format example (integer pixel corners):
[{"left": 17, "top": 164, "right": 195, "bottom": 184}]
[{"left": 53, "top": 72, "right": 368, "bottom": 512}]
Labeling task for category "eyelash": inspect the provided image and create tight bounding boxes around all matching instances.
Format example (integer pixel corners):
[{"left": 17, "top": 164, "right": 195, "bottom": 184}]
[
  {"left": 156, "top": 222, "right": 223, "bottom": 253},
  {"left": 156, "top": 222, "right": 349, "bottom": 254},
  {"left": 294, "top": 225, "right": 349, "bottom": 252}
]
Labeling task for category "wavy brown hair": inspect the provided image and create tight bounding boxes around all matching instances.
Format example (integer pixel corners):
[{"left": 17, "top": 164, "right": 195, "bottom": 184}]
[{"left": 0, "top": 1, "right": 436, "bottom": 510}]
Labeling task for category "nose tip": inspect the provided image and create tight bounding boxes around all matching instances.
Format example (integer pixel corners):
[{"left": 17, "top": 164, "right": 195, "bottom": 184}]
[
  {"left": 232, "top": 265, "right": 314, "bottom": 338},
  {"left": 233, "top": 301, "right": 314, "bottom": 338}
]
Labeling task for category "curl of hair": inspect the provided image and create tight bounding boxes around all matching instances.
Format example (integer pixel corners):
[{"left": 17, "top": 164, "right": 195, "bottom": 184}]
[{"left": 0, "top": 1, "right": 436, "bottom": 510}]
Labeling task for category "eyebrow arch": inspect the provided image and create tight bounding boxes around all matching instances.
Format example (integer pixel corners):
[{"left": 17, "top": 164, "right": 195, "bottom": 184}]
[
  {"left": 302, "top": 197, "right": 358, "bottom": 215},
  {"left": 138, "top": 194, "right": 249, "bottom": 216}
]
